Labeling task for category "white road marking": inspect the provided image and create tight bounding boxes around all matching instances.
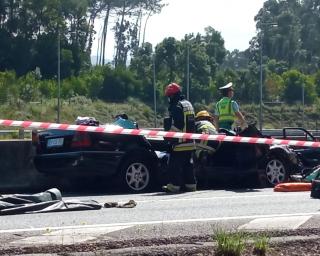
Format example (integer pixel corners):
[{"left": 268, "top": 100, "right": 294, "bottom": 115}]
[
  {"left": 11, "top": 226, "right": 132, "bottom": 245},
  {"left": 238, "top": 215, "right": 312, "bottom": 230},
  {"left": 1, "top": 211, "right": 319, "bottom": 234}
]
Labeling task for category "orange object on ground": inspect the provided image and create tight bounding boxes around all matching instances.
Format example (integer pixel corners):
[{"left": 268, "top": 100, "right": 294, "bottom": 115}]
[{"left": 274, "top": 182, "right": 312, "bottom": 192}]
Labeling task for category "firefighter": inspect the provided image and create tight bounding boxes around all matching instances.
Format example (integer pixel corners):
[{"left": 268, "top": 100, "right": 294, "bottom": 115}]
[
  {"left": 195, "top": 110, "right": 217, "bottom": 135},
  {"left": 162, "top": 83, "right": 197, "bottom": 193},
  {"left": 195, "top": 110, "right": 218, "bottom": 156},
  {"left": 214, "top": 82, "right": 247, "bottom": 131}
]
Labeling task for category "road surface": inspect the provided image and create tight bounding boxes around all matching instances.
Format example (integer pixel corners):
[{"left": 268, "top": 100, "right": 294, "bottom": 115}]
[{"left": 0, "top": 188, "right": 319, "bottom": 249}]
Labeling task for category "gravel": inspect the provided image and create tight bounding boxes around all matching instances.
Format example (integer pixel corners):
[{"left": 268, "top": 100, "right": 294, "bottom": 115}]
[{"left": 1, "top": 229, "right": 320, "bottom": 255}]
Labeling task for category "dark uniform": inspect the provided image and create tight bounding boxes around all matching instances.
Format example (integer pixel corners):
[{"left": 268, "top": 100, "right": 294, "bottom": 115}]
[{"left": 163, "top": 87, "right": 197, "bottom": 193}]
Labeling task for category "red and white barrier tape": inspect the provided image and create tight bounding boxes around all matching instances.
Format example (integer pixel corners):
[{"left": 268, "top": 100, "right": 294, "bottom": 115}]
[{"left": 1, "top": 119, "right": 320, "bottom": 148}]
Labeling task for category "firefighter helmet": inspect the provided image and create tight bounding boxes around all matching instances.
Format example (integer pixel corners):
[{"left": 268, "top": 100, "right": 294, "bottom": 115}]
[
  {"left": 165, "top": 83, "right": 181, "bottom": 97},
  {"left": 196, "top": 110, "right": 211, "bottom": 119}
]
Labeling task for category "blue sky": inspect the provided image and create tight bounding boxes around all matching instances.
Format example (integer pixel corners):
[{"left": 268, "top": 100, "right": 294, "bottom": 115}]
[{"left": 92, "top": 0, "right": 266, "bottom": 59}]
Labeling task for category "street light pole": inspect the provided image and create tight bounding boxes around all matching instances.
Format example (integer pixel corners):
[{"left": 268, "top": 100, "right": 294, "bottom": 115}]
[
  {"left": 152, "top": 54, "right": 157, "bottom": 128},
  {"left": 186, "top": 44, "right": 190, "bottom": 100},
  {"left": 302, "top": 84, "right": 305, "bottom": 127},
  {"left": 259, "top": 34, "right": 263, "bottom": 131},
  {"left": 57, "top": 29, "right": 61, "bottom": 123},
  {"left": 258, "top": 22, "right": 277, "bottom": 131}
]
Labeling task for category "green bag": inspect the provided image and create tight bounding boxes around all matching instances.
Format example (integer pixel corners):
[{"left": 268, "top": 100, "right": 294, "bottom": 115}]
[{"left": 311, "top": 169, "right": 320, "bottom": 199}]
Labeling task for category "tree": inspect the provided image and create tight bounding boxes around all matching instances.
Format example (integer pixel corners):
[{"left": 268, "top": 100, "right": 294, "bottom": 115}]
[
  {"left": 282, "top": 69, "right": 317, "bottom": 104},
  {"left": 155, "top": 37, "right": 181, "bottom": 84},
  {"left": 265, "top": 72, "right": 284, "bottom": 101},
  {"left": 99, "top": 67, "right": 142, "bottom": 101},
  {"left": 203, "top": 26, "right": 226, "bottom": 78},
  {"left": 129, "top": 42, "right": 156, "bottom": 102}
]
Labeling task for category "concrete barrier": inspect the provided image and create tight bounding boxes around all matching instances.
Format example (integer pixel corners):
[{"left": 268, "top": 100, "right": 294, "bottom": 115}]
[{"left": 0, "top": 140, "right": 51, "bottom": 193}]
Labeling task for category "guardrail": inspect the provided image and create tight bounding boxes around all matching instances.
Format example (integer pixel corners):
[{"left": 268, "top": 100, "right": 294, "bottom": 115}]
[{"left": 0, "top": 129, "right": 32, "bottom": 140}]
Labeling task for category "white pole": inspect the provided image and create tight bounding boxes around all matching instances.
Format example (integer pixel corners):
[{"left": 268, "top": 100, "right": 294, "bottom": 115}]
[
  {"left": 259, "top": 33, "right": 263, "bottom": 131},
  {"left": 302, "top": 84, "right": 305, "bottom": 127},
  {"left": 153, "top": 54, "right": 157, "bottom": 127},
  {"left": 186, "top": 45, "right": 190, "bottom": 100},
  {"left": 57, "top": 29, "right": 61, "bottom": 123}
]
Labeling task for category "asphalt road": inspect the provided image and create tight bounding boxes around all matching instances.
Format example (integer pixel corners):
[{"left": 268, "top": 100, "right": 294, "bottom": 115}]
[{"left": 1, "top": 188, "right": 320, "bottom": 247}]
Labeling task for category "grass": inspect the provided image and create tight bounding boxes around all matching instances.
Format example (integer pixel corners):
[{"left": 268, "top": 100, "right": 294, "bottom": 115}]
[
  {"left": 0, "top": 97, "right": 320, "bottom": 130},
  {"left": 0, "top": 96, "right": 158, "bottom": 128},
  {"left": 252, "top": 235, "right": 270, "bottom": 256},
  {"left": 214, "top": 229, "right": 247, "bottom": 256},
  {"left": 213, "top": 229, "right": 271, "bottom": 256}
]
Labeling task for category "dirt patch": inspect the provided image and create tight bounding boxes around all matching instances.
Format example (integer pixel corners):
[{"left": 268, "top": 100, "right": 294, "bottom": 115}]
[{"left": 1, "top": 229, "right": 320, "bottom": 255}]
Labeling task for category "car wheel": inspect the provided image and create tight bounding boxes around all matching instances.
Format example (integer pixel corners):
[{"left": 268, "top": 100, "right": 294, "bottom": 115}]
[
  {"left": 265, "top": 156, "right": 288, "bottom": 186},
  {"left": 118, "top": 156, "right": 153, "bottom": 192}
]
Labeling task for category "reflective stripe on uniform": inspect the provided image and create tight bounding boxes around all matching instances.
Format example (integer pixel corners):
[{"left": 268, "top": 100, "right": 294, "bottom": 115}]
[
  {"left": 173, "top": 142, "right": 196, "bottom": 152},
  {"left": 179, "top": 99, "right": 195, "bottom": 143}
]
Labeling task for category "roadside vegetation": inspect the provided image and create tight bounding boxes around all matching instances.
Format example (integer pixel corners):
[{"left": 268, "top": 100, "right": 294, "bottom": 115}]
[
  {"left": 215, "top": 229, "right": 247, "bottom": 256},
  {"left": 0, "top": 0, "right": 320, "bottom": 130},
  {"left": 0, "top": 97, "right": 319, "bottom": 130},
  {"left": 214, "top": 229, "right": 270, "bottom": 256},
  {"left": 252, "top": 235, "right": 270, "bottom": 256}
]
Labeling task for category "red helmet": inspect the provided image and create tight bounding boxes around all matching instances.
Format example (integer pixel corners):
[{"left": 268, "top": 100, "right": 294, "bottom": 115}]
[{"left": 165, "top": 83, "right": 181, "bottom": 97}]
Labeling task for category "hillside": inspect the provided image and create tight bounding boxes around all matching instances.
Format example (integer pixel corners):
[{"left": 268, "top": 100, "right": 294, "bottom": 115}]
[{"left": 1, "top": 97, "right": 320, "bottom": 130}]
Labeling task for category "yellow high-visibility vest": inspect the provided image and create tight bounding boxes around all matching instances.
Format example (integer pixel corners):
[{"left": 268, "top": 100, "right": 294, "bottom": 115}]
[{"left": 216, "top": 97, "right": 235, "bottom": 122}]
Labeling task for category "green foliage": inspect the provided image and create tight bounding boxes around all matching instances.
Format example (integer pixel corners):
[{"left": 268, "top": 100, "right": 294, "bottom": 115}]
[
  {"left": 314, "top": 70, "right": 320, "bottom": 96},
  {"left": 214, "top": 229, "right": 247, "bottom": 256},
  {"left": 265, "top": 72, "right": 284, "bottom": 101},
  {"left": 282, "top": 69, "right": 317, "bottom": 104},
  {"left": 99, "top": 67, "right": 143, "bottom": 101},
  {"left": 1, "top": 0, "right": 320, "bottom": 119},
  {"left": 0, "top": 71, "right": 18, "bottom": 104},
  {"left": 252, "top": 0, "right": 320, "bottom": 73},
  {"left": 253, "top": 235, "right": 270, "bottom": 256},
  {"left": 0, "top": 0, "right": 91, "bottom": 78}
]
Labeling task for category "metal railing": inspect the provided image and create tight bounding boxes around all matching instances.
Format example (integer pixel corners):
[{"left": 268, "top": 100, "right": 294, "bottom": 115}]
[{"left": 0, "top": 129, "right": 32, "bottom": 140}]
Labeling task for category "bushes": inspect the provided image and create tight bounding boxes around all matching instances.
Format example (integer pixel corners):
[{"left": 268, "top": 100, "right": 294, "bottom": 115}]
[{"left": 99, "top": 67, "right": 143, "bottom": 102}]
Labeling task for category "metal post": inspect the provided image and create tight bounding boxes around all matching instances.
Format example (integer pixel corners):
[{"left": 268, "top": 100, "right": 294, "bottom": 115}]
[
  {"left": 259, "top": 33, "right": 263, "bottom": 131},
  {"left": 57, "top": 29, "right": 61, "bottom": 123},
  {"left": 186, "top": 45, "right": 190, "bottom": 100},
  {"left": 302, "top": 84, "right": 305, "bottom": 128},
  {"left": 153, "top": 54, "right": 157, "bottom": 128}
]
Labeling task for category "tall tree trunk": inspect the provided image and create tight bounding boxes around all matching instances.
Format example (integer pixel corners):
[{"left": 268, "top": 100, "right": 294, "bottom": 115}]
[
  {"left": 8, "top": 0, "right": 14, "bottom": 34},
  {"left": 142, "top": 10, "right": 152, "bottom": 45},
  {"left": 86, "top": 2, "right": 108, "bottom": 56},
  {"left": 137, "top": 8, "right": 142, "bottom": 47},
  {"left": 100, "top": 4, "right": 111, "bottom": 65},
  {"left": 86, "top": 14, "right": 96, "bottom": 55},
  {"left": 115, "top": 1, "right": 126, "bottom": 67}
]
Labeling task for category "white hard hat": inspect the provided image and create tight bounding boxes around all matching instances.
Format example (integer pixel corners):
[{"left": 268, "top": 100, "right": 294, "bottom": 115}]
[{"left": 219, "top": 82, "right": 233, "bottom": 90}]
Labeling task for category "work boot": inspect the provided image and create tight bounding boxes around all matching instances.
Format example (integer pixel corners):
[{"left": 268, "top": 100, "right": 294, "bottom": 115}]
[
  {"left": 185, "top": 184, "right": 197, "bottom": 192},
  {"left": 162, "top": 183, "right": 181, "bottom": 193}
]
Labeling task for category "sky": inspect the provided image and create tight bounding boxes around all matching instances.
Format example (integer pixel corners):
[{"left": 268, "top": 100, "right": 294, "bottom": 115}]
[{"left": 92, "top": 0, "right": 266, "bottom": 60}]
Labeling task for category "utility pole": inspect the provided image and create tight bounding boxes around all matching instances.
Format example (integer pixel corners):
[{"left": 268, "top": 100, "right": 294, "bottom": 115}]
[
  {"left": 186, "top": 45, "right": 190, "bottom": 100},
  {"left": 153, "top": 54, "right": 157, "bottom": 128},
  {"left": 302, "top": 84, "right": 305, "bottom": 127},
  {"left": 57, "top": 29, "right": 61, "bottom": 123},
  {"left": 259, "top": 34, "right": 263, "bottom": 132}
]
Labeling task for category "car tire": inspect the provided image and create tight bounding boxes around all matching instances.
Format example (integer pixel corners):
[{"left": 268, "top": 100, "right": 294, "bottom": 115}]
[
  {"left": 117, "top": 156, "right": 153, "bottom": 193},
  {"left": 264, "top": 155, "right": 289, "bottom": 186}
]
